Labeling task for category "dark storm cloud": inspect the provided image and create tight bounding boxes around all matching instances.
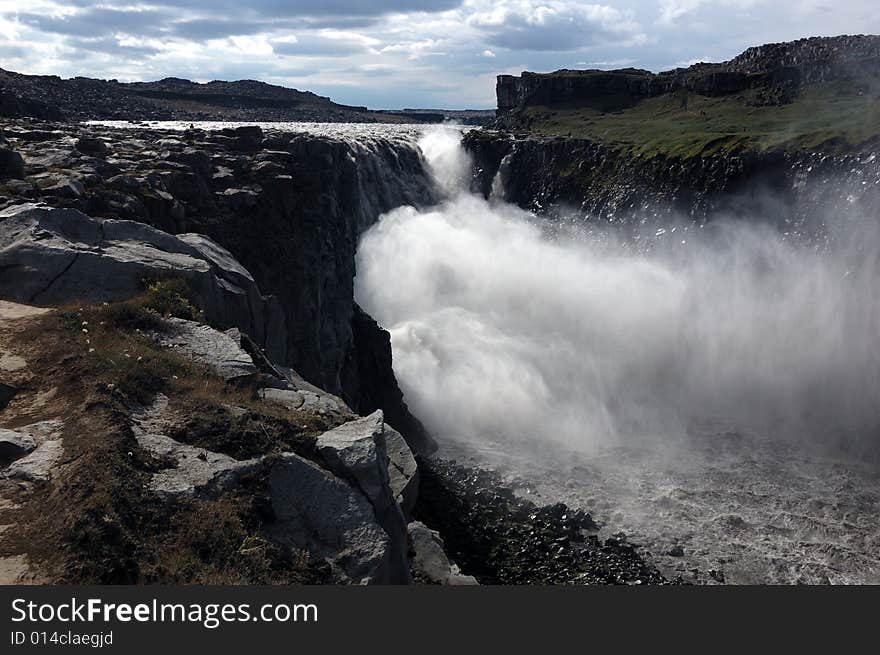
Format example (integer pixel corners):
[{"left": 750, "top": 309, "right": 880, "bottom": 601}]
[
  {"left": 65, "top": 36, "right": 163, "bottom": 58},
  {"left": 17, "top": 8, "right": 170, "bottom": 39},
  {"left": 14, "top": 2, "right": 462, "bottom": 43}
]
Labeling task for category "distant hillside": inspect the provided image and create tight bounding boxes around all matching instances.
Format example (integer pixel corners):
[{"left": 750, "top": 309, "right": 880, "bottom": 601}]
[
  {"left": 493, "top": 35, "right": 880, "bottom": 156},
  {"left": 0, "top": 69, "right": 429, "bottom": 123}
]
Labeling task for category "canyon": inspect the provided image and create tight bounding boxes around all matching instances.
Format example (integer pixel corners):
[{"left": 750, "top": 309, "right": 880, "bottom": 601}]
[{"left": 1, "top": 33, "right": 879, "bottom": 584}]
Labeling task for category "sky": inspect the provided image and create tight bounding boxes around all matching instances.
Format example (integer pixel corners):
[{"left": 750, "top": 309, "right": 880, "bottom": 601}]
[{"left": 0, "top": 1, "right": 878, "bottom": 109}]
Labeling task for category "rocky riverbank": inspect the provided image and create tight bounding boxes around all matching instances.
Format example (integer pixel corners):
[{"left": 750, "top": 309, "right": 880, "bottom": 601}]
[{"left": 415, "top": 459, "right": 668, "bottom": 585}]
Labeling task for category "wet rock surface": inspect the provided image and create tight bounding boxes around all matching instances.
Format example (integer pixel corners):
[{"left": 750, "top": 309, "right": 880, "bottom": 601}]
[
  {"left": 415, "top": 459, "right": 669, "bottom": 585},
  {"left": 465, "top": 130, "right": 880, "bottom": 231}
]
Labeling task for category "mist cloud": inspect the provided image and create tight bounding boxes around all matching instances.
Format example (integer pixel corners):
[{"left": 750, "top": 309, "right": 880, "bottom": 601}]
[{"left": 355, "top": 129, "right": 880, "bottom": 455}]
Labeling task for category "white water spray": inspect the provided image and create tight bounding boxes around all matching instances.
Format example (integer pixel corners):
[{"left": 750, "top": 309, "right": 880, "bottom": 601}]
[{"left": 356, "top": 127, "right": 880, "bottom": 455}]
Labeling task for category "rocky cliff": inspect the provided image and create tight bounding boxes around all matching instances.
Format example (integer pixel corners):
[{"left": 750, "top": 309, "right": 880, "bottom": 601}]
[
  {"left": 0, "top": 119, "right": 436, "bottom": 454},
  {"left": 0, "top": 204, "right": 435, "bottom": 583},
  {"left": 496, "top": 35, "right": 880, "bottom": 116},
  {"left": 473, "top": 35, "right": 880, "bottom": 228},
  {"left": 465, "top": 130, "right": 880, "bottom": 231},
  {"left": 0, "top": 69, "right": 431, "bottom": 123}
]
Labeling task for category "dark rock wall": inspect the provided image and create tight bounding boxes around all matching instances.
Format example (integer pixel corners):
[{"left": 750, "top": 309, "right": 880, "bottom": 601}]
[
  {"left": 342, "top": 306, "right": 433, "bottom": 455},
  {"left": 464, "top": 131, "right": 880, "bottom": 232},
  {"left": 495, "top": 35, "right": 880, "bottom": 117}
]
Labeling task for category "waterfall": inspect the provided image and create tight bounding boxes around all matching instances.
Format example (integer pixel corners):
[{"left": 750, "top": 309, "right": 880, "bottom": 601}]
[{"left": 356, "top": 127, "right": 880, "bottom": 456}]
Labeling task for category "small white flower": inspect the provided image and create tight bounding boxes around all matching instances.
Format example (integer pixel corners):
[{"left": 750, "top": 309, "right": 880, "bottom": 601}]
[{"left": 82, "top": 328, "right": 89, "bottom": 334}]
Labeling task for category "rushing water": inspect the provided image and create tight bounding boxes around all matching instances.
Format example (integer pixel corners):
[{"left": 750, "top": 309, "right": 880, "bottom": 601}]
[{"left": 355, "top": 126, "right": 880, "bottom": 584}]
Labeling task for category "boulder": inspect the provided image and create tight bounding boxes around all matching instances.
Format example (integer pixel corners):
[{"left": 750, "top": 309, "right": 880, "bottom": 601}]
[
  {"left": 1, "top": 419, "right": 64, "bottom": 483},
  {"left": 316, "top": 411, "right": 410, "bottom": 583},
  {"left": 131, "top": 395, "right": 261, "bottom": 497},
  {"left": 408, "top": 521, "right": 479, "bottom": 585},
  {"left": 153, "top": 319, "right": 258, "bottom": 380},
  {"left": 259, "top": 367, "right": 350, "bottom": 416},
  {"left": 0, "top": 148, "right": 24, "bottom": 180},
  {"left": 0, "top": 203, "right": 286, "bottom": 362},
  {"left": 42, "top": 177, "right": 85, "bottom": 199},
  {"left": 267, "top": 452, "right": 393, "bottom": 584},
  {"left": 75, "top": 137, "right": 109, "bottom": 156},
  {"left": 0, "top": 428, "right": 36, "bottom": 467},
  {"left": 168, "top": 148, "right": 212, "bottom": 175},
  {"left": 228, "top": 126, "right": 263, "bottom": 151},
  {"left": 384, "top": 425, "right": 419, "bottom": 519},
  {"left": 132, "top": 395, "right": 395, "bottom": 584}
]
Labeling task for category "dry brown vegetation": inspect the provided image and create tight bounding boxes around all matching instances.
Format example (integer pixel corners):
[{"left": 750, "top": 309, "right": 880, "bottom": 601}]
[{"left": 0, "top": 291, "right": 347, "bottom": 584}]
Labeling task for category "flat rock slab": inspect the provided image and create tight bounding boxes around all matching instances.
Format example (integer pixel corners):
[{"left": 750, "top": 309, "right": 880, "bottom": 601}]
[
  {"left": 131, "top": 394, "right": 260, "bottom": 497},
  {"left": 154, "top": 318, "right": 257, "bottom": 380},
  {"left": 267, "top": 366, "right": 351, "bottom": 415},
  {"left": 0, "top": 300, "right": 51, "bottom": 322},
  {"left": 2, "top": 419, "right": 64, "bottom": 483},
  {"left": 0, "top": 352, "right": 28, "bottom": 374}
]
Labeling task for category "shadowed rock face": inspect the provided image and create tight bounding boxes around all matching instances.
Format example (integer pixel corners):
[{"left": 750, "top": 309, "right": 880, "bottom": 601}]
[
  {"left": 0, "top": 203, "right": 286, "bottom": 362},
  {"left": 463, "top": 131, "right": 880, "bottom": 231}
]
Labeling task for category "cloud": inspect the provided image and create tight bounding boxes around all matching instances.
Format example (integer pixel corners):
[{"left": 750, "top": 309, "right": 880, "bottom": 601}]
[
  {"left": 2, "top": 0, "right": 880, "bottom": 108},
  {"left": 468, "top": 1, "right": 646, "bottom": 51},
  {"left": 66, "top": 36, "right": 164, "bottom": 58},
  {"left": 380, "top": 39, "right": 447, "bottom": 59},
  {"left": 657, "top": 0, "right": 705, "bottom": 24},
  {"left": 17, "top": 8, "right": 171, "bottom": 38},
  {"left": 272, "top": 32, "right": 379, "bottom": 57}
]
